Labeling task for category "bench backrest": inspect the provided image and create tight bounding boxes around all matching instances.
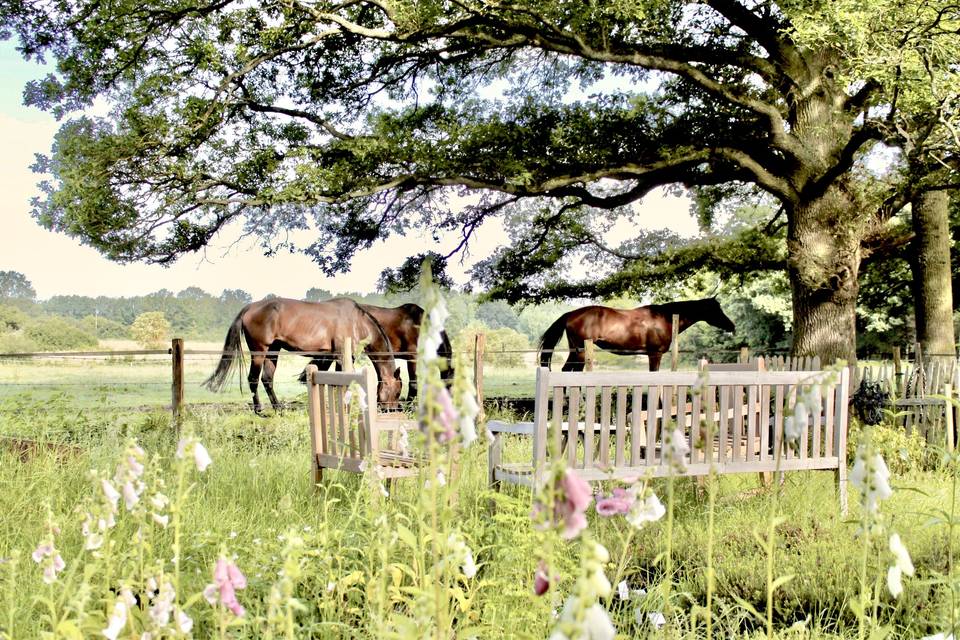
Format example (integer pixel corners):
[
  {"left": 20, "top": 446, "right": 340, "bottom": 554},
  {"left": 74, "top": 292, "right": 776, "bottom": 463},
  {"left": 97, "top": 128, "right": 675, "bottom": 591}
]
[
  {"left": 306, "top": 365, "right": 379, "bottom": 470},
  {"left": 531, "top": 366, "right": 850, "bottom": 480}
]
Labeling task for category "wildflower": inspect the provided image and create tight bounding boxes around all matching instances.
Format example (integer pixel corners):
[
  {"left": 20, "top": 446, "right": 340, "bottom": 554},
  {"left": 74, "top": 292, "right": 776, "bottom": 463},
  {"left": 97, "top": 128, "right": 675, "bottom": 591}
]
[
  {"left": 173, "top": 608, "right": 193, "bottom": 634},
  {"left": 850, "top": 446, "right": 893, "bottom": 513},
  {"left": 595, "top": 488, "right": 635, "bottom": 516},
  {"left": 889, "top": 533, "right": 914, "bottom": 576},
  {"left": 204, "top": 557, "right": 247, "bottom": 617},
  {"left": 102, "top": 479, "right": 121, "bottom": 509},
  {"left": 32, "top": 540, "right": 65, "bottom": 585},
  {"left": 534, "top": 561, "right": 553, "bottom": 596},
  {"left": 436, "top": 386, "right": 458, "bottom": 442},
  {"left": 553, "top": 470, "right": 592, "bottom": 539},
  {"left": 447, "top": 533, "right": 478, "bottom": 579},
  {"left": 176, "top": 437, "right": 213, "bottom": 472},
  {"left": 102, "top": 589, "right": 136, "bottom": 640},
  {"left": 149, "top": 579, "right": 175, "bottom": 628},
  {"left": 122, "top": 481, "right": 143, "bottom": 511},
  {"left": 625, "top": 492, "right": 666, "bottom": 529},
  {"left": 344, "top": 385, "right": 368, "bottom": 411},
  {"left": 664, "top": 426, "right": 689, "bottom": 472},
  {"left": 887, "top": 564, "right": 904, "bottom": 598},
  {"left": 548, "top": 541, "right": 615, "bottom": 639},
  {"left": 458, "top": 386, "right": 480, "bottom": 448}
]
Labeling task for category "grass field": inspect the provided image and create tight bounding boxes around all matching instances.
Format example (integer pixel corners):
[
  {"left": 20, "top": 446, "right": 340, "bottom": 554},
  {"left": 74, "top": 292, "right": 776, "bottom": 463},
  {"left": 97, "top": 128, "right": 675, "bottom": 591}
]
[{"left": 1, "top": 355, "right": 958, "bottom": 639}]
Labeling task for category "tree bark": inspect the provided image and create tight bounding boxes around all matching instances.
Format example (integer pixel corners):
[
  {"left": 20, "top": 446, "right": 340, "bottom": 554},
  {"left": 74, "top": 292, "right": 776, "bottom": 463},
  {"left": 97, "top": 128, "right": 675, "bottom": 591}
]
[
  {"left": 911, "top": 190, "right": 955, "bottom": 357},
  {"left": 788, "top": 180, "right": 863, "bottom": 364}
]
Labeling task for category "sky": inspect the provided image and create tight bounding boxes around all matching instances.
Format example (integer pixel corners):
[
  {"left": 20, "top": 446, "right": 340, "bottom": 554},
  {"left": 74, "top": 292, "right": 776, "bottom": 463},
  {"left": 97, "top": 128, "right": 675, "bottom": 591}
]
[{"left": 1, "top": 40, "right": 697, "bottom": 302}]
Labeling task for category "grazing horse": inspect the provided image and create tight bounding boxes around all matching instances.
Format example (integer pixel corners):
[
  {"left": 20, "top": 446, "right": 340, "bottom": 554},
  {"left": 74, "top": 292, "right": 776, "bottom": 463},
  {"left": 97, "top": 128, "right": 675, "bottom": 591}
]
[
  {"left": 361, "top": 303, "right": 454, "bottom": 399},
  {"left": 204, "top": 297, "right": 402, "bottom": 414},
  {"left": 303, "top": 303, "right": 454, "bottom": 399},
  {"left": 538, "top": 298, "right": 736, "bottom": 371}
]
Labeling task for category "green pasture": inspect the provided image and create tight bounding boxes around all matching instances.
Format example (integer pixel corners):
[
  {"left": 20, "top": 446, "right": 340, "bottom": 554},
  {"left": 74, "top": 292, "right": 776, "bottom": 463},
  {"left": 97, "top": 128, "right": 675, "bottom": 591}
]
[{"left": 0, "top": 373, "right": 958, "bottom": 638}]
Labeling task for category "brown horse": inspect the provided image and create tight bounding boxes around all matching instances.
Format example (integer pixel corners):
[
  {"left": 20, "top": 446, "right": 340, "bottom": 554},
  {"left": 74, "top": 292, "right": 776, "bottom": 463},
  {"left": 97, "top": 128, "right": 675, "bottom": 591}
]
[
  {"left": 303, "top": 303, "right": 454, "bottom": 399},
  {"left": 538, "top": 298, "right": 736, "bottom": 371},
  {"left": 204, "top": 297, "right": 402, "bottom": 414},
  {"left": 361, "top": 303, "right": 454, "bottom": 399}
]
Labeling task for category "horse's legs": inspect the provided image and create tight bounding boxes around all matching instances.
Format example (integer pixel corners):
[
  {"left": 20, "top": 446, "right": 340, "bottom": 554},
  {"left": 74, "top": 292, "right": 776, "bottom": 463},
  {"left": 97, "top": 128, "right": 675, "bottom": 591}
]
[
  {"left": 406, "top": 359, "right": 417, "bottom": 400},
  {"left": 648, "top": 352, "right": 663, "bottom": 371},
  {"left": 248, "top": 353, "right": 265, "bottom": 415},
  {"left": 261, "top": 346, "right": 282, "bottom": 413},
  {"left": 562, "top": 336, "right": 586, "bottom": 372}
]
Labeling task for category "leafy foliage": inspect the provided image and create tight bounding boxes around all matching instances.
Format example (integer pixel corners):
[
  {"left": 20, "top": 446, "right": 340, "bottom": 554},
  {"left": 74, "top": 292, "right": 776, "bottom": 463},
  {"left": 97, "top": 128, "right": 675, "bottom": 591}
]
[
  {"left": 129, "top": 311, "right": 170, "bottom": 349},
  {"left": 23, "top": 316, "right": 98, "bottom": 351},
  {"left": 0, "top": 270, "right": 36, "bottom": 301}
]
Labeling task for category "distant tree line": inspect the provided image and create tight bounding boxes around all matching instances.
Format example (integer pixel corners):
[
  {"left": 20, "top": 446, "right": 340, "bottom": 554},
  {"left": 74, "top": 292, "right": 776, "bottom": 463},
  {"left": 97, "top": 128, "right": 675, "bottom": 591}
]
[{"left": 0, "top": 267, "right": 943, "bottom": 357}]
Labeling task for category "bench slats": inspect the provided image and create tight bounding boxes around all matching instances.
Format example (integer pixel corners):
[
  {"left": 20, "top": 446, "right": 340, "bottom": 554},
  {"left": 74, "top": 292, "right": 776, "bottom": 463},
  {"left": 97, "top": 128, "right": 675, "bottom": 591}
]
[{"left": 491, "top": 366, "right": 851, "bottom": 513}]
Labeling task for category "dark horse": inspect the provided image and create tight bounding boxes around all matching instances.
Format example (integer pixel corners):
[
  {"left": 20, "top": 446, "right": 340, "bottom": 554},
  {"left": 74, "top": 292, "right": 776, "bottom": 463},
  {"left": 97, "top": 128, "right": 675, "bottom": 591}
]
[
  {"left": 302, "top": 303, "right": 454, "bottom": 399},
  {"left": 204, "top": 297, "right": 402, "bottom": 414},
  {"left": 538, "top": 298, "right": 736, "bottom": 371},
  {"left": 361, "top": 303, "right": 454, "bottom": 399}
]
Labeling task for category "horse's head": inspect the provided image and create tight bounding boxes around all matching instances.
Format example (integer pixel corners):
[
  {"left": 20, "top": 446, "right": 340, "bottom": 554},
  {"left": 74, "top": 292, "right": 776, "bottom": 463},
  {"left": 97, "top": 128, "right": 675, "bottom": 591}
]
[
  {"left": 704, "top": 297, "right": 736, "bottom": 333},
  {"left": 377, "top": 367, "right": 403, "bottom": 410}
]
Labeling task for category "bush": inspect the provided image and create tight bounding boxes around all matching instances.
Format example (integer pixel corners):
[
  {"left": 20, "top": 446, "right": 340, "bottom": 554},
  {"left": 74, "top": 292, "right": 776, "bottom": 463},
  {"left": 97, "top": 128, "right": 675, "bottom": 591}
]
[
  {"left": 847, "top": 418, "right": 926, "bottom": 474},
  {"left": 23, "top": 317, "right": 98, "bottom": 351},
  {"left": 78, "top": 314, "right": 130, "bottom": 339},
  {"left": 0, "top": 304, "right": 28, "bottom": 332},
  {"left": 130, "top": 311, "right": 171, "bottom": 348},
  {"left": 0, "top": 332, "right": 39, "bottom": 353},
  {"left": 454, "top": 323, "right": 530, "bottom": 367}
]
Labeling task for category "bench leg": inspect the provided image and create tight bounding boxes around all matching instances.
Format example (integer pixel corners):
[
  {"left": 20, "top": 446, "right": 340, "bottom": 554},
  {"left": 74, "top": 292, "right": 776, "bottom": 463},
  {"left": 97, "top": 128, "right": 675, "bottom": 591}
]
[
  {"left": 835, "top": 466, "right": 848, "bottom": 516},
  {"left": 488, "top": 432, "right": 502, "bottom": 490}
]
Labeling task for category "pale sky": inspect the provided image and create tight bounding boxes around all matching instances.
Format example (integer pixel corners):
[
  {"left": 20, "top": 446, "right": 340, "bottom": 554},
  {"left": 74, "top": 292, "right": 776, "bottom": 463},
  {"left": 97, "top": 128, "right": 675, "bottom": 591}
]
[{"left": 1, "top": 40, "right": 697, "bottom": 301}]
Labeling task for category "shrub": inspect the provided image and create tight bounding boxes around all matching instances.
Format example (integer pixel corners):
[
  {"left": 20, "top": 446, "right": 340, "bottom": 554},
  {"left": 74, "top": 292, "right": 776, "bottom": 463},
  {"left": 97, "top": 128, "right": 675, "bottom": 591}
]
[
  {"left": 847, "top": 418, "right": 926, "bottom": 474},
  {"left": 0, "top": 332, "right": 39, "bottom": 353},
  {"left": 130, "top": 311, "right": 171, "bottom": 348},
  {"left": 0, "top": 304, "right": 27, "bottom": 332},
  {"left": 23, "top": 317, "right": 98, "bottom": 351},
  {"left": 78, "top": 314, "right": 130, "bottom": 339}
]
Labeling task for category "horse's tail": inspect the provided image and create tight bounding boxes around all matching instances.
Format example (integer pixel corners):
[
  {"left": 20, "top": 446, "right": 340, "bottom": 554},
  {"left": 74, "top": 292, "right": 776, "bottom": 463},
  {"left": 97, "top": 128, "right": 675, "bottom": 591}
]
[
  {"left": 537, "top": 312, "right": 570, "bottom": 370},
  {"left": 203, "top": 306, "right": 248, "bottom": 392}
]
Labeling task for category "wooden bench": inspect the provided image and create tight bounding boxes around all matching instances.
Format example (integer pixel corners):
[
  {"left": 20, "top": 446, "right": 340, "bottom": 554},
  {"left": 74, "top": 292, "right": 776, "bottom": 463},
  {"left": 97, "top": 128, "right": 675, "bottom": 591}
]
[
  {"left": 305, "top": 364, "right": 421, "bottom": 487},
  {"left": 486, "top": 366, "right": 851, "bottom": 511}
]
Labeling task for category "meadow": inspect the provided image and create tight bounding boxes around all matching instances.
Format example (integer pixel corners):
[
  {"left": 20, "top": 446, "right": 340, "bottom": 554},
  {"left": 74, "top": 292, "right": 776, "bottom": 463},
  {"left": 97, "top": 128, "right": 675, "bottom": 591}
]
[{"left": 0, "top": 353, "right": 958, "bottom": 639}]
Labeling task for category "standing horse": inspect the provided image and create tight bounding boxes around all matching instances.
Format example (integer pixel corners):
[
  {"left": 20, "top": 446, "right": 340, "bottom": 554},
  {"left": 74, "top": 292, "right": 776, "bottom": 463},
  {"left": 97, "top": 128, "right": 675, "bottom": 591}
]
[
  {"left": 204, "top": 297, "right": 402, "bottom": 414},
  {"left": 538, "top": 298, "right": 736, "bottom": 371},
  {"left": 361, "top": 303, "right": 454, "bottom": 399},
  {"left": 303, "top": 303, "right": 454, "bottom": 399}
]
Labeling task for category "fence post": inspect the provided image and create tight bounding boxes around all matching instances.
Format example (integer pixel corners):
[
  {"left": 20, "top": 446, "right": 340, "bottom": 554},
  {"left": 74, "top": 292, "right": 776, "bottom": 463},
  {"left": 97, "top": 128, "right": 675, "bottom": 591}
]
[
  {"left": 739, "top": 346, "right": 750, "bottom": 364},
  {"left": 340, "top": 337, "right": 354, "bottom": 373},
  {"left": 584, "top": 339, "right": 596, "bottom": 371},
  {"left": 171, "top": 338, "right": 184, "bottom": 434},
  {"left": 474, "top": 333, "right": 485, "bottom": 420},
  {"left": 945, "top": 382, "right": 955, "bottom": 453},
  {"left": 893, "top": 346, "right": 902, "bottom": 395},
  {"left": 670, "top": 314, "right": 680, "bottom": 371}
]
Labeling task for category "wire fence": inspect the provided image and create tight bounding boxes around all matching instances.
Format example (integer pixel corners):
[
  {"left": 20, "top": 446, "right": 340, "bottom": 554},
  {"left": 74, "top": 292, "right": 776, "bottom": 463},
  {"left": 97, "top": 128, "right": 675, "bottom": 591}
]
[{"left": 1, "top": 339, "right": 958, "bottom": 417}]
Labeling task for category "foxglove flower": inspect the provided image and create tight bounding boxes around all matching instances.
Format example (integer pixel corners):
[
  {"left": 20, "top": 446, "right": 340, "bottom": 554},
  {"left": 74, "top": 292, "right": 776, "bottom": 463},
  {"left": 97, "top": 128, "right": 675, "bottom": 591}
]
[
  {"left": 204, "top": 557, "right": 247, "bottom": 617},
  {"left": 538, "top": 470, "right": 592, "bottom": 539},
  {"left": 595, "top": 488, "right": 635, "bottom": 516},
  {"left": 889, "top": 533, "right": 914, "bottom": 576},
  {"left": 626, "top": 493, "right": 666, "bottom": 529},
  {"left": 458, "top": 386, "right": 480, "bottom": 448},
  {"left": 663, "top": 426, "right": 689, "bottom": 472},
  {"left": 102, "top": 589, "right": 136, "bottom": 640},
  {"left": 177, "top": 437, "right": 213, "bottom": 472},
  {"left": 850, "top": 446, "right": 892, "bottom": 513},
  {"left": 534, "top": 561, "right": 553, "bottom": 596},
  {"left": 32, "top": 537, "right": 65, "bottom": 585},
  {"left": 887, "top": 564, "right": 904, "bottom": 598}
]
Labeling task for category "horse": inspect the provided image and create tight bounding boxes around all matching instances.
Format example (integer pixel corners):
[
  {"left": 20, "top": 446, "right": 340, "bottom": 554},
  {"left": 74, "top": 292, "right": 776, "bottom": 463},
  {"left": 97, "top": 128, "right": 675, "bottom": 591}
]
[
  {"left": 204, "top": 297, "right": 402, "bottom": 414},
  {"left": 538, "top": 297, "right": 736, "bottom": 371},
  {"left": 302, "top": 303, "right": 454, "bottom": 399}
]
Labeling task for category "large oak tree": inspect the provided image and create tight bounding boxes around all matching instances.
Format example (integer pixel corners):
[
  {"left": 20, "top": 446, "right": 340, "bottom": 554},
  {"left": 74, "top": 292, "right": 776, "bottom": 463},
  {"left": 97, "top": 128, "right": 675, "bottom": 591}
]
[{"left": 3, "top": 0, "right": 958, "bottom": 361}]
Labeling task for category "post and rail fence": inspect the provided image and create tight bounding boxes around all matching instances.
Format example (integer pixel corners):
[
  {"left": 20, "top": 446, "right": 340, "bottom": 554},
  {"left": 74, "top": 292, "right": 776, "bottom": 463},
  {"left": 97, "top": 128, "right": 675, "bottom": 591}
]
[{"left": 0, "top": 323, "right": 957, "bottom": 450}]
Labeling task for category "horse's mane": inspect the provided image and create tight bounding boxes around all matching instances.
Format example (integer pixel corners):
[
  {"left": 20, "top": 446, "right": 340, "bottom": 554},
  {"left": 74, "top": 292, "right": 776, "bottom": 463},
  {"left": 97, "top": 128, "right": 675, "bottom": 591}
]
[{"left": 351, "top": 300, "right": 395, "bottom": 357}]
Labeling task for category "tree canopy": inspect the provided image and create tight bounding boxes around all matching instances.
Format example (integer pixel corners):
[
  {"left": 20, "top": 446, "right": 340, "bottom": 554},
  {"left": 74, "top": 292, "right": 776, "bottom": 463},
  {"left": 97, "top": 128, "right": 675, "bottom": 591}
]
[{"left": 3, "top": 0, "right": 959, "bottom": 360}]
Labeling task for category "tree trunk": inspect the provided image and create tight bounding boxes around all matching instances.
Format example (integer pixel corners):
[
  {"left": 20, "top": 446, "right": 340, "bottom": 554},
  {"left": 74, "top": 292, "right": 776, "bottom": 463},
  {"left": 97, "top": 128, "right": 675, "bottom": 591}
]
[
  {"left": 788, "top": 181, "right": 863, "bottom": 364},
  {"left": 911, "top": 190, "right": 955, "bottom": 357}
]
